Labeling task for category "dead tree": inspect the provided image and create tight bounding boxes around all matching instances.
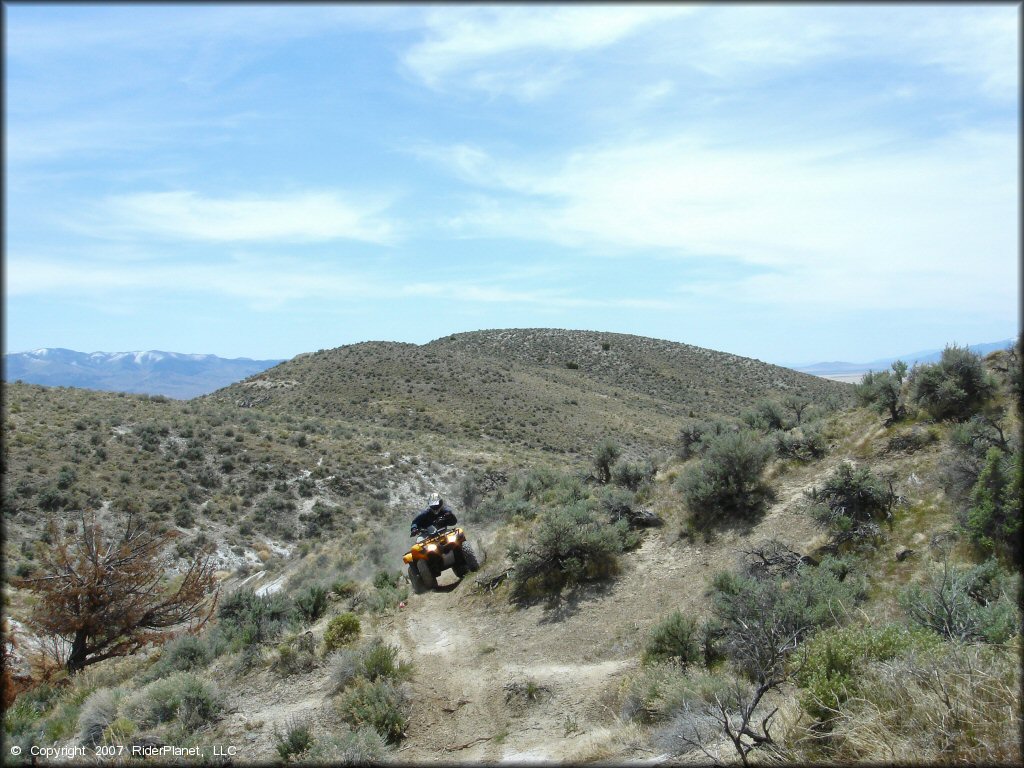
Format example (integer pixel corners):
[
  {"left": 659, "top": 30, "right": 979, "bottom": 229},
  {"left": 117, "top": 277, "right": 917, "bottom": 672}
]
[{"left": 14, "top": 510, "right": 218, "bottom": 674}]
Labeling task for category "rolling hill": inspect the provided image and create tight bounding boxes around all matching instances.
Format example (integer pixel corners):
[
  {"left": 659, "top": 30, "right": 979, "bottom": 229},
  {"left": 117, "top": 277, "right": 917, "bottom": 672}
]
[
  {"left": 209, "top": 329, "right": 852, "bottom": 456},
  {"left": 1, "top": 331, "right": 1018, "bottom": 765}
]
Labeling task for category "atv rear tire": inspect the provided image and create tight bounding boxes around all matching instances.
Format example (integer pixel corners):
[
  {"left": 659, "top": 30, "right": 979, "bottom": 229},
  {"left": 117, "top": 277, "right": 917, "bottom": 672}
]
[
  {"left": 461, "top": 542, "right": 481, "bottom": 572},
  {"left": 408, "top": 563, "right": 429, "bottom": 594},
  {"left": 415, "top": 559, "right": 437, "bottom": 591}
]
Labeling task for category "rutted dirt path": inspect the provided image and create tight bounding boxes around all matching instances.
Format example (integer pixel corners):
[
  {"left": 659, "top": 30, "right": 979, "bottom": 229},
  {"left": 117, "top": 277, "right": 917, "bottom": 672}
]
[
  {"left": 208, "top": 455, "right": 849, "bottom": 763},
  {"left": 386, "top": 560, "right": 642, "bottom": 762},
  {"left": 383, "top": 459, "right": 840, "bottom": 763}
]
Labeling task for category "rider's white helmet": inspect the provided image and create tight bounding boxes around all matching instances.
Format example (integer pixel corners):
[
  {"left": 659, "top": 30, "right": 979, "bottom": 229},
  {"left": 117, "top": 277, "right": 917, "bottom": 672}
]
[{"left": 427, "top": 493, "right": 443, "bottom": 510}]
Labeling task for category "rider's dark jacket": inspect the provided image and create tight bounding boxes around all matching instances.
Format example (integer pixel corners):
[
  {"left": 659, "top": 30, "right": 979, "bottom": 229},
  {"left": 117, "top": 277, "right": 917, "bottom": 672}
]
[{"left": 411, "top": 504, "right": 457, "bottom": 535}]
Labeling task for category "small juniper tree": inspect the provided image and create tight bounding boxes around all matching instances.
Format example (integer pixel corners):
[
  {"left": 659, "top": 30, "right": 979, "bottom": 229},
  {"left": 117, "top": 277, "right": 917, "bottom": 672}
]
[
  {"left": 781, "top": 393, "right": 812, "bottom": 425},
  {"left": 593, "top": 439, "right": 622, "bottom": 485},
  {"left": 963, "top": 447, "right": 1022, "bottom": 566}
]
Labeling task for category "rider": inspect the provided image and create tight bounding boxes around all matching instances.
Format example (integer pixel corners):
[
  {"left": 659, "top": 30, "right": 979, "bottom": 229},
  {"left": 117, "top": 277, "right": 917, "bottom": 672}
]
[{"left": 410, "top": 493, "right": 457, "bottom": 536}]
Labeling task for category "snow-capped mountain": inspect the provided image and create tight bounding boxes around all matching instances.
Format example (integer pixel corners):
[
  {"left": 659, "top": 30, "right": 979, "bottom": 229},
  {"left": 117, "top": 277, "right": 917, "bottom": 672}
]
[{"left": 3, "top": 348, "right": 284, "bottom": 399}]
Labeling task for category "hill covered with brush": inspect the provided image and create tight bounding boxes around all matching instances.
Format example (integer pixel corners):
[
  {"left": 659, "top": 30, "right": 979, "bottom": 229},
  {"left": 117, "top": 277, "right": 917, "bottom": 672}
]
[
  {"left": 3, "top": 334, "right": 1018, "bottom": 765},
  {"left": 210, "top": 329, "right": 850, "bottom": 455}
]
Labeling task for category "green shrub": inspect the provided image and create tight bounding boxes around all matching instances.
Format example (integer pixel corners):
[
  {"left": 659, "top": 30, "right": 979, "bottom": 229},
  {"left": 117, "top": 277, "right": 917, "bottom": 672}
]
[
  {"left": 273, "top": 633, "right": 318, "bottom": 677},
  {"left": 372, "top": 570, "right": 398, "bottom": 591},
  {"left": 963, "top": 447, "right": 1021, "bottom": 565},
  {"left": 337, "top": 678, "right": 409, "bottom": 744},
  {"left": 909, "top": 345, "right": 997, "bottom": 422},
  {"left": 508, "top": 502, "right": 637, "bottom": 598},
  {"left": 273, "top": 717, "right": 314, "bottom": 761},
  {"left": 508, "top": 467, "right": 584, "bottom": 506},
  {"left": 327, "top": 638, "right": 411, "bottom": 692},
  {"left": 675, "top": 419, "right": 736, "bottom": 460},
  {"left": 144, "top": 634, "right": 211, "bottom": 681},
  {"left": 327, "top": 648, "right": 363, "bottom": 694},
  {"left": 358, "top": 640, "right": 410, "bottom": 682},
  {"left": 855, "top": 361, "right": 908, "bottom": 423},
  {"left": 942, "top": 416, "right": 1010, "bottom": 500},
  {"left": 594, "top": 485, "right": 636, "bottom": 524},
  {"left": 797, "top": 639, "right": 1021, "bottom": 764},
  {"left": 330, "top": 579, "right": 359, "bottom": 598},
  {"left": 593, "top": 439, "right": 622, "bottom": 484},
  {"left": 216, "top": 589, "right": 296, "bottom": 649},
  {"left": 612, "top": 459, "right": 654, "bottom": 491},
  {"left": 901, "top": 558, "right": 1020, "bottom": 643},
  {"left": 323, "top": 613, "right": 362, "bottom": 653},
  {"left": 76, "top": 688, "right": 125, "bottom": 746},
  {"left": 620, "top": 664, "right": 730, "bottom": 725},
  {"left": 677, "top": 430, "right": 774, "bottom": 530},
  {"left": 471, "top": 495, "right": 535, "bottom": 523},
  {"left": 795, "top": 624, "right": 940, "bottom": 723},
  {"left": 741, "top": 399, "right": 788, "bottom": 432},
  {"left": 295, "top": 584, "right": 329, "bottom": 624},
  {"left": 805, "top": 462, "right": 897, "bottom": 547},
  {"left": 123, "top": 672, "right": 220, "bottom": 731},
  {"left": 707, "top": 558, "right": 865, "bottom": 683},
  {"left": 306, "top": 726, "right": 389, "bottom": 763},
  {"left": 360, "top": 573, "right": 409, "bottom": 615},
  {"left": 773, "top": 424, "right": 827, "bottom": 461},
  {"left": 642, "top": 611, "right": 701, "bottom": 668}
]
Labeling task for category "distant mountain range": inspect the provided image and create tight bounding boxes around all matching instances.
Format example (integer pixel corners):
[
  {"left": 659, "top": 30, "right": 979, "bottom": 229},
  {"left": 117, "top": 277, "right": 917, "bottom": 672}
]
[
  {"left": 794, "top": 339, "right": 1015, "bottom": 382},
  {"left": 3, "top": 348, "right": 284, "bottom": 399}
]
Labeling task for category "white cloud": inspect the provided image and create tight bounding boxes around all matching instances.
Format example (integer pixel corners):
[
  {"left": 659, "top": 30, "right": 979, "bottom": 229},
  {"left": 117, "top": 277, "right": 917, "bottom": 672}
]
[
  {"left": 636, "top": 80, "right": 675, "bottom": 105},
  {"left": 79, "top": 190, "right": 397, "bottom": 244},
  {"left": 403, "top": 6, "right": 691, "bottom": 93},
  {"left": 402, "top": 5, "right": 1018, "bottom": 103},
  {"left": 6, "top": 255, "right": 374, "bottom": 305},
  {"left": 428, "top": 127, "right": 1018, "bottom": 314},
  {"left": 682, "top": 6, "right": 1018, "bottom": 100},
  {"left": 6, "top": 253, "right": 672, "bottom": 313}
]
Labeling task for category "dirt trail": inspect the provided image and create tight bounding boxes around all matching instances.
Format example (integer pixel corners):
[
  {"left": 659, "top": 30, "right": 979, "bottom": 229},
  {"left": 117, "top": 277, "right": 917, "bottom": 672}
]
[
  {"left": 387, "top": 562, "right": 640, "bottom": 763},
  {"left": 385, "top": 461, "right": 837, "bottom": 763}
]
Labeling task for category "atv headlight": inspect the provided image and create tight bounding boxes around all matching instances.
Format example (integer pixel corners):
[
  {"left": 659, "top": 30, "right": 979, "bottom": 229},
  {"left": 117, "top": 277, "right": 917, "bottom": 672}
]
[
  {"left": 446, "top": 533, "right": 459, "bottom": 544},
  {"left": 426, "top": 543, "right": 438, "bottom": 553}
]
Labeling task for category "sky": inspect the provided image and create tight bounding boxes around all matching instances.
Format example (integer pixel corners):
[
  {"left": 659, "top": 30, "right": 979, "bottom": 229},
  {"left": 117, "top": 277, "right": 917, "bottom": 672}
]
[{"left": 4, "top": 4, "right": 1019, "bottom": 365}]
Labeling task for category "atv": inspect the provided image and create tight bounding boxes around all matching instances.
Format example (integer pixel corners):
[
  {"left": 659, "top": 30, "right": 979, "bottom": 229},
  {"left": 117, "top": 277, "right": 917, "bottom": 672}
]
[{"left": 403, "top": 525, "right": 480, "bottom": 593}]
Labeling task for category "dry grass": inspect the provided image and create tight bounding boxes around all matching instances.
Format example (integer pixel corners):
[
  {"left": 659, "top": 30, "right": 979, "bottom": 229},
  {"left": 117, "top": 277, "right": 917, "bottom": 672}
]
[{"left": 793, "top": 640, "right": 1021, "bottom": 764}]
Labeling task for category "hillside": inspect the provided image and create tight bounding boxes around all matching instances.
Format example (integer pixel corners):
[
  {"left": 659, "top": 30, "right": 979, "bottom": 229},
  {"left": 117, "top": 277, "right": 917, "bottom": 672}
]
[
  {"left": 210, "top": 329, "right": 851, "bottom": 456},
  {"left": 2, "top": 337, "right": 1018, "bottom": 765},
  {"left": 3, "top": 349, "right": 283, "bottom": 399}
]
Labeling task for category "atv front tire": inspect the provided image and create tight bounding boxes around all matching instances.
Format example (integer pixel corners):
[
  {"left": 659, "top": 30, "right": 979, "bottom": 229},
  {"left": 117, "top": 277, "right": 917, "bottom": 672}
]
[
  {"left": 461, "top": 542, "right": 481, "bottom": 573},
  {"left": 415, "top": 559, "right": 438, "bottom": 591},
  {"left": 408, "top": 563, "right": 429, "bottom": 594}
]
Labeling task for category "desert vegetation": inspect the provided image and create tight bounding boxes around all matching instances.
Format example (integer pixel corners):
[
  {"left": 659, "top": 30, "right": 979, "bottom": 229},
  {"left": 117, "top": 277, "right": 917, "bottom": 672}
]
[{"left": 2, "top": 331, "right": 1018, "bottom": 763}]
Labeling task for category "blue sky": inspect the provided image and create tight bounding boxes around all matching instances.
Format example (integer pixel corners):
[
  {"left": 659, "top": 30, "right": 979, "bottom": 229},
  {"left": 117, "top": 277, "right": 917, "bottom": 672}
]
[{"left": 4, "top": 4, "right": 1019, "bottom": 364}]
